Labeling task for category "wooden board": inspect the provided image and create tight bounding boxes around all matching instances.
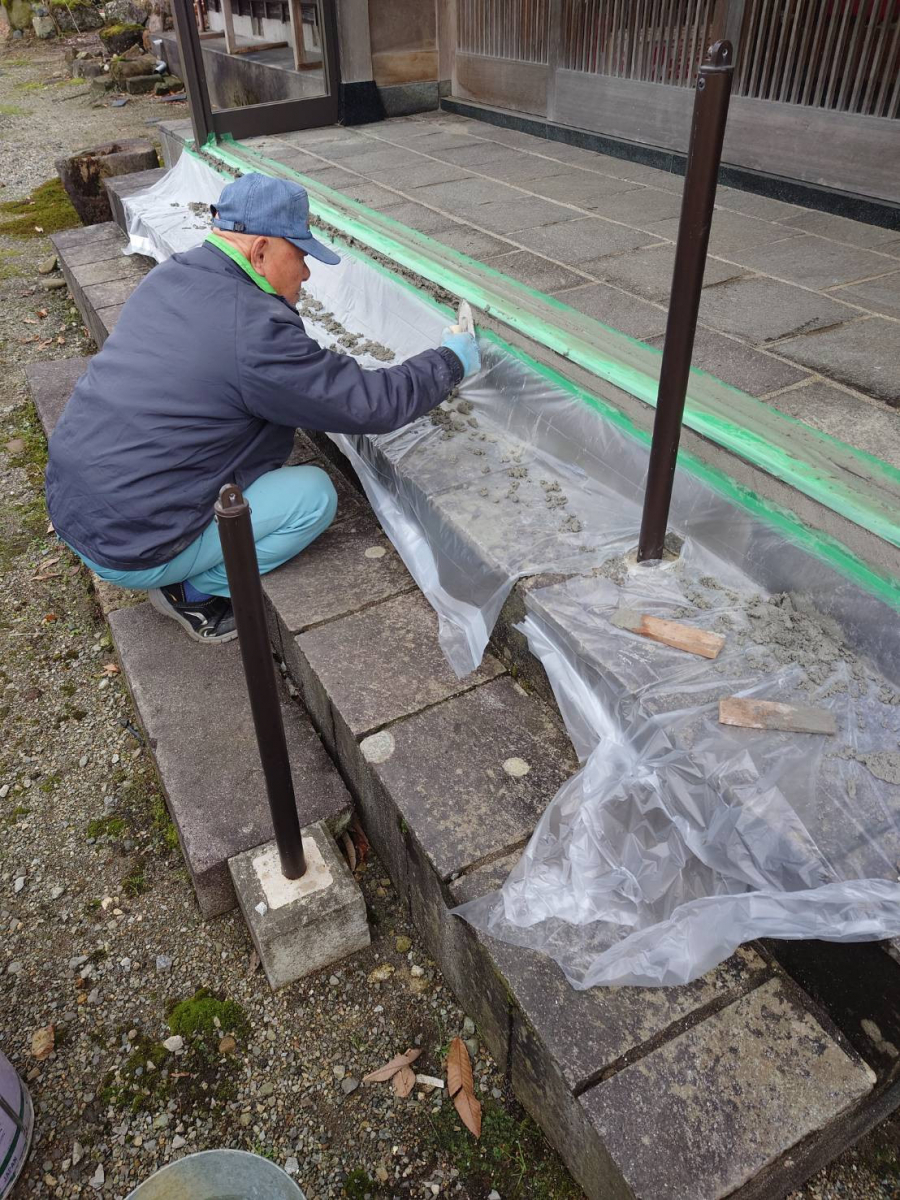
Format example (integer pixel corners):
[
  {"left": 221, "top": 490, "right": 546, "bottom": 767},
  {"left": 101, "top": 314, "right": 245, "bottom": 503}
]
[
  {"left": 611, "top": 608, "right": 725, "bottom": 660},
  {"left": 230, "top": 40, "right": 289, "bottom": 56},
  {"left": 718, "top": 698, "right": 837, "bottom": 736}
]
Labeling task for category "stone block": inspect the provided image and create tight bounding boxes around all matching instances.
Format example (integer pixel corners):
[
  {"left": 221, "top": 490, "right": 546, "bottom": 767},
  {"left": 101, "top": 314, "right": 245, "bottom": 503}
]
[
  {"left": 296, "top": 589, "right": 504, "bottom": 740},
  {"left": 834, "top": 269, "right": 900, "bottom": 320},
  {"left": 56, "top": 139, "right": 158, "bottom": 226},
  {"left": 109, "top": 602, "right": 351, "bottom": 915},
  {"left": 412, "top": 176, "right": 519, "bottom": 211},
  {"left": 371, "top": 160, "right": 474, "bottom": 190},
  {"left": 524, "top": 170, "right": 643, "bottom": 207},
  {"left": 431, "top": 224, "right": 516, "bottom": 259},
  {"left": 24, "top": 357, "right": 91, "bottom": 438},
  {"left": 646, "top": 326, "right": 811, "bottom": 397},
  {"left": 263, "top": 514, "right": 413, "bottom": 668},
  {"left": 362, "top": 676, "right": 577, "bottom": 882},
  {"left": 519, "top": 216, "right": 661, "bottom": 266},
  {"left": 648, "top": 207, "right": 803, "bottom": 254},
  {"left": 554, "top": 280, "right": 668, "bottom": 340},
  {"left": 579, "top": 978, "right": 873, "bottom": 1200},
  {"left": 467, "top": 196, "right": 583, "bottom": 234},
  {"left": 478, "top": 151, "right": 582, "bottom": 185},
  {"left": 481, "top": 250, "right": 589, "bottom": 293},
  {"left": 781, "top": 207, "right": 900, "bottom": 248},
  {"left": 593, "top": 242, "right": 744, "bottom": 305},
  {"left": 709, "top": 185, "right": 803, "bottom": 224},
  {"left": 104, "top": 166, "right": 167, "bottom": 230},
  {"left": 588, "top": 185, "right": 683, "bottom": 228},
  {"left": 377, "top": 201, "right": 460, "bottom": 236},
  {"left": 697, "top": 276, "right": 856, "bottom": 344},
  {"left": 71, "top": 253, "right": 151, "bottom": 288},
  {"left": 125, "top": 73, "right": 161, "bottom": 94},
  {"left": 110, "top": 54, "right": 156, "bottom": 81},
  {"left": 774, "top": 317, "right": 900, "bottom": 407},
  {"left": 229, "top": 822, "right": 370, "bottom": 990},
  {"left": 733, "top": 234, "right": 896, "bottom": 290},
  {"left": 767, "top": 381, "right": 900, "bottom": 468}
]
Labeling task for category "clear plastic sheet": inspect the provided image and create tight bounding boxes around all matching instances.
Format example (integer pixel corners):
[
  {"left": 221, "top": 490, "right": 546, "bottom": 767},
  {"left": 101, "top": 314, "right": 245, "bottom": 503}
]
[
  {"left": 124, "top": 155, "right": 900, "bottom": 985},
  {"left": 455, "top": 549, "right": 900, "bottom": 987}
]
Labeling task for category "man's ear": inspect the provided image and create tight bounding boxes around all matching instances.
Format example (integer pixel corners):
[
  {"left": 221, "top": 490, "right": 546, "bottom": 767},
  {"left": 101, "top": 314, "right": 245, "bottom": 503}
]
[{"left": 249, "top": 236, "right": 269, "bottom": 274}]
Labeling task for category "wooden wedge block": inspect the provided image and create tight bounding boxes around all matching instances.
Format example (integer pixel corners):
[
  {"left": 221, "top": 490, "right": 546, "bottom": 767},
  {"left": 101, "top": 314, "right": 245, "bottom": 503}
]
[
  {"left": 719, "top": 697, "right": 837, "bottom": 736},
  {"left": 610, "top": 608, "right": 725, "bottom": 659}
]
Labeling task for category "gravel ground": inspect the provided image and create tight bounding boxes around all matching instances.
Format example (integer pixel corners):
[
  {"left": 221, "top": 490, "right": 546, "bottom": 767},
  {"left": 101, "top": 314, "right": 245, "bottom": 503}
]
[{"left": 1, "top": 34, "right": 899, "bottom": 1200}]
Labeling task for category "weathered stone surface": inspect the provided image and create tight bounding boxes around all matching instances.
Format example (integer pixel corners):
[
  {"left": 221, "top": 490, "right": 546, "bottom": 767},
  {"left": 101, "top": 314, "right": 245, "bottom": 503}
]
[
  {"left": 53, "top": 0, "right": 104, "bottom": 31},
  {"left": 263, "top": 514, "right": 414, "bottom": 665},
  {"left": 110, "top": 53, "right": 156, "bottom": 81},
  {"left": 774, "top": 318, "right": 900, "bottom": 407},
  {"left": 481, "top": 249, "right": 589, "bottom": 293},
  {"left": 579, "top": 978, "right": 873, "bottom": 1200},
  {"left": 525, "top": 170, "right": 643, "bottom": 207},
  {"left": 593, "top": 242, "right": 745, "bottom": 305},
  {"left": 646, "top": 326, "right": 811, "bottom": 397},
  {"left": 109, "top": 602, "right": 351, "bottom": 915},
  {"left": 99, "top": 21, "right": 144, "bottom": 54},
  {"left": 834, "top": 269, "right": 900, "bottom": 320},
  {"left": 33, "top": 13, "right": 57, "bottom": 38},
  {"left": 712, "top": 186, "right": 803, "bottom": 223},
  {"left": 432, "top": 225, "right": 517, "bottom": 259},
  {"left": 697, "top": 276, "right": 856, "bottom": 344},
  {"left": 733, "top": 234, "right": 896, "bottom": 291},
  {"left": 781, "top": 207, "right": 900, "bottom": 248},
  {"left": 24, "top": 356, "right": 91, "bottom": 437},
  {"left": 648, "top": 208, "right": 803, "bottom": 255},
  {"left": 229, "top": 823, "right": 369, "bottom": 990},
  {"left": 509, "top": 216, "right": 659, "bottom": 266},
  {"left": 768, "top": 380, "right": 900, "bottom": 468},
  {"left": 284, "top": 429, "right": 318, "bottom": 466},
  {"left": 365, "top": 676, "right": 577, "bottom": 881},
  {"left": 588, "top": 186, "right": 683, "bottom": 228},
  {"left": 554, "top": 280, "right": 668, "bottom": 340},
  {"left": 69, "top": 253, "right": 151, "bottom": 287},
  {"left": 297, "top": 589, "right": 504, "bottom": 738},
  {"left": 125, "top": 73, "right": 160, "bottom": 94},
  {"left": 376, "top": 200, "right": 460, "bottom": 236}
]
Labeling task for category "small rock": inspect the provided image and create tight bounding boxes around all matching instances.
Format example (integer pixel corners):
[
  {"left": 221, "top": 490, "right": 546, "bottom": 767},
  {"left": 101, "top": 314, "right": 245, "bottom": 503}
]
[
  {"left": 254, "top": 901, "right": 268, "bottom": 917},
  {"left": 42, "top": 278, "right": 68, "bottom": 291},
  {"left": 162, "top": 1035, "right": 183, "bottom": 1053},
  {"left": 39, "top": 256, "right": 59, "bottom": 277},
  {"left": 375, "top": 1166, "right": 389, "bottom": 1182},
  {"left": 395, "top": 936, "right": 412, "bottom": 954},
  {"left": 368, "top": 963, "right": 394, "bottom": 984},
  {"left": 465, "top": 1038, "right": 479, "bottom": 1058},
  {"left": 78, "top": 756, "right": 89, "bottom": 768},
  {"left": 0, "top": 785, "right": 9, "bottom": 799},
  {"left": 7, "top": 962, "right": 22, "bottom": 976},
  {"left": 488, "top": 1191, "right": 501, "bottom": 1199},
  {"left": 153, "top": 1113, "right": 170, "bottom": 1128},
  {"left": 171, "top": 1135, "right": 186, "bottom": 1150},
  {"left": 49, "top": 886, "right": 65, "bottom": 900},
  {"left": 218, "top": 1035, "right": 236, "bottom": 1054},
  {"left": 340, "top": 1076, "right": 359, "bottom": 1095},
  {"left": 463, "top": 1017, "right": 476, "bottom": 1037},
  {"left": 332, "top": 1064, "right": 346, "bottom": 1080},
  {"left": 410, "top": 965, "right": 425, "bottom": 978},
  {"left": 155, "top": 955, "right": 172, "bottom": 972},
  {"left": 72, "top": 1141, "right": 84, "bottom": 1166},
  {"left": 89, "top": 1164, "right": 104, "bottom": 1190},
  {"left": 239, "top": 1113, "right": 252, "bottom": 1127},
  {"left": 259, "top": 1082, "right": 274, "bottom": 1098},
  {"left": 284, "top": 1156, "right": 299, "bottom": 1176},
  {"left": 13, "top": 877, "right": 25, "bottom": 894}
]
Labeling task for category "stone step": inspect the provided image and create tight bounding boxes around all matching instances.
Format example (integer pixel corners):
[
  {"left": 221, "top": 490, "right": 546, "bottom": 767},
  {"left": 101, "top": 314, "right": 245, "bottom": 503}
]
[
  {"left": 104, "top": 166, "right": 168, "bottom": 231},
  {"left": 44, "top": 204, "right": 894, "bottom": 1200},
  {"left": 51, "top": 222, "right": 153, "bottom": 346}
]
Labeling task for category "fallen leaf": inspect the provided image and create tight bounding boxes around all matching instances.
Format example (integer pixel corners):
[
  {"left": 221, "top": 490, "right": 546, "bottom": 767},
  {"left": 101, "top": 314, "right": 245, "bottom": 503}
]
[
  {"left": 46, "top": 521, "right": 55, "bottom": 534},
  {"left": 447, "top": 1038, "right": 481, "bottom": 1138},
  {"left": 42, "top": 613, "right": 58, "bottom": 623},
  {"left": 362, "top": 1047, "right": 421, "bottom": 1084},
  {"left": 39, "top": 340, "right": 54, "bottom": 349},
  {"left": 34, "top": 225, "right": 44, "bottom": 234},
  {"left": 248, "top": 947, "right": 260, "bottom": 974},
  {"left": 101, "top": 662, "right": 120, "bottom": 677},
  {"left": 40, "top": 555, "right": 59, "bottom": 567},
  {"left": 349, "top": 816, "right": 370, "bottom": 866},
  {"left": 36, "top": 309, "right": 48, "bottom": 319},
  {"left": 340, "top": 830, "right": 356, "bottom": 872},
  {"left": 392, "top": 1064, "right": 416, "bottom": 1098},
  {"left": 31, "top": 1025, "right": 55, "bottom": 1060},
  {"left": 57, "top": 336, "right": 66, "bottom": 345},
  {"left": 31, "top": 572, "right": 61, "bottom": 581},
  {"left": 22, "top": 317, "right": 38, "bottom": 326}
]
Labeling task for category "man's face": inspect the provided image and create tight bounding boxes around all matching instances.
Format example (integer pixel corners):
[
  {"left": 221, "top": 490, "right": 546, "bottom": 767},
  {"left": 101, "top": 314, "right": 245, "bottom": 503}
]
[{"left": 249, "top": 236, "right": 311, "bottom": 305}]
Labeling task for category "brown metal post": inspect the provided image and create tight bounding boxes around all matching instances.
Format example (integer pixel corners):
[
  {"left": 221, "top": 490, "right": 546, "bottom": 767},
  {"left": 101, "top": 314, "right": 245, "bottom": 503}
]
[
  {"left": 636, "top": 41, "right": 734, "bottom": 563},
  {"left": 215, "top": 483, "right": 306, "bottom": 880}
]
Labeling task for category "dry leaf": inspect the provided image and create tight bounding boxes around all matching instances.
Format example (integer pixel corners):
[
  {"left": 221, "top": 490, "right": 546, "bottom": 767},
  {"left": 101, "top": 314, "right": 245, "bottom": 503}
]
[
  {"left": 340, "top": 830, "right": 357, "bottom": 872},
  {"left": 22, "top": 317, "right": 38, "bottom": 326},
  {"left": 362, "top": 1047, "right": 421, "bottom": 1083},
  {"left": 101, "top": 662, "right": 120, "bottom": 677},
  {"left": 392, "top": 1064, "right": 416, "bottom": 1098},
  {"left": 40, "top": 555, "right": 59, "bottom": 567},
  {"left": 349, "top": 816, "right": 370, "bottom": 867},
  {"left": 46, "top": 521, "right": 55, "bottom": 534},
  {"left": 37, "top": 309, "right": 48, "bottom": 319},
  {"left": 57, "top": 336, "right": 66, "bottom": 345},
  {"left": 34, "top": 225, "right": 44, "bottom": 233},
  {"left": 42, "top": 613, "right": 58, "bottom": 623},
  {"left": 32, "top": 572, "right": 61, "bottom": 581},
  {"left": 31, "top": 1025, "right": 55, "bottom": 1060},
  {"left": 447, "top": 1038, "right": 481, "bottom": 1138}
]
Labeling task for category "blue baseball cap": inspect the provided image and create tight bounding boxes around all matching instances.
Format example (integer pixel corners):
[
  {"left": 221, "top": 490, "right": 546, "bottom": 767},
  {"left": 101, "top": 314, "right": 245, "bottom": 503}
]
[{"left": 211, "top": 172, "right": 340, "bottom": 265}]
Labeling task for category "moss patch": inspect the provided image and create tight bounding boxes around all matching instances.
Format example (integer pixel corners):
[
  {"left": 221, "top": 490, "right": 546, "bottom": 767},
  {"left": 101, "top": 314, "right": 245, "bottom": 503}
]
[
  {"left": 0, "top": 104, "right": 26, "bottom": 116},
  {"left": 86, "top": 813, "right": 127, "bottom": 839},
  {"left": 100, "top": 21, "right": 142, "bottom": 34},
  {"left": 428, "top": 1099, "right": 581, "bottom": 1200},
  {"left": 168, "top": 988, "right": 250, "bottom": 1051},
  {"left": 0, "top": 178, "right": 80, "bottom": 239}
]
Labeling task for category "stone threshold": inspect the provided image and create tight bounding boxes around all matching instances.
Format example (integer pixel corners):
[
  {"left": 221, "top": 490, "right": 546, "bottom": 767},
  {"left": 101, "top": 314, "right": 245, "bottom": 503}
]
[{"left": 39, "top": 196, "right": 900, "bottom": 1200}]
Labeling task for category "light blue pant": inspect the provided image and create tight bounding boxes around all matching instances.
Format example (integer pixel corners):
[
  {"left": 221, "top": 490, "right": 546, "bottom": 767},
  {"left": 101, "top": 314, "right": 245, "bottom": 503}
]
[{"left": 79, "top": 465, "right": 338, "bottom": 598}]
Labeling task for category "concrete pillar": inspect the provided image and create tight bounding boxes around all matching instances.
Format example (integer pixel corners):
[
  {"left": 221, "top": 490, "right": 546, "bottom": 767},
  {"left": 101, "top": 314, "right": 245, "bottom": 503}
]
[
  {"left": 436, "top": 0, "right": 454, "bottom": 95},
  {"left": 334, "top": 0, "right": 373, "bottom": 84}
]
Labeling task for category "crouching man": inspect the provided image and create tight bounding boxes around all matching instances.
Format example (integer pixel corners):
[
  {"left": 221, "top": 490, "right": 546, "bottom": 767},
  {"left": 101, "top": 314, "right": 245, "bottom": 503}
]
[{"left": 45, "top": 172, "right": 479, "bottom": 643}]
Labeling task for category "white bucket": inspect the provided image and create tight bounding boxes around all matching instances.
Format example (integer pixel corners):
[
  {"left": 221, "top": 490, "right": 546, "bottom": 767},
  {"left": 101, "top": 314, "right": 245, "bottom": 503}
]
[
  {"left": 125, "top": 1149, "right": 306, "bottom": 1199},
  {"left": 0, "top": 1050, "right": 34, "bottom": 1199}
]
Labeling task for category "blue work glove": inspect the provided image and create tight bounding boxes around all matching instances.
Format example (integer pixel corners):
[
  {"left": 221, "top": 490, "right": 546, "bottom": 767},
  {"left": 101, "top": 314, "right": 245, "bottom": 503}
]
[{"left": 441, "top": 329, "right": 481, "bottom": 378}]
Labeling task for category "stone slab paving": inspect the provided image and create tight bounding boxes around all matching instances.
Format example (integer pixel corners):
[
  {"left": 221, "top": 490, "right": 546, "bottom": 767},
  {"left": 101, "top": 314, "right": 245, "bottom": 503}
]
[
  {"left": 24, "top": 356, "right": 91, "bottom": 437},
  {"left": 249, "top": 111, "right": 899, "bottom": 418}
]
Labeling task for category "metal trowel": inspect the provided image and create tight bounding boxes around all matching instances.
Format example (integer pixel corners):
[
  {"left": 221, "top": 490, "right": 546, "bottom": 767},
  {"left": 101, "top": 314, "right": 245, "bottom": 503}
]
[{"left": 450, "top": 299, "right": 475, "bottom": 336}]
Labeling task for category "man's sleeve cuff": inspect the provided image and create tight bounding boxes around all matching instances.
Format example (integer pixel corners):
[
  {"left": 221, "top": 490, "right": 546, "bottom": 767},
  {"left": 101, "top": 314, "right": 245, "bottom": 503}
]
[{"left": 436, "top": 346, "right": 465, "bottom": 387}]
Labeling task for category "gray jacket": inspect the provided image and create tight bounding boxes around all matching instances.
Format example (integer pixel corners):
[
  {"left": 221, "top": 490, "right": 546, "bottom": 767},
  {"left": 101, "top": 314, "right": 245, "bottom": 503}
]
[{"left": 45, "top": 241, "right": 461, "bottom": 570}]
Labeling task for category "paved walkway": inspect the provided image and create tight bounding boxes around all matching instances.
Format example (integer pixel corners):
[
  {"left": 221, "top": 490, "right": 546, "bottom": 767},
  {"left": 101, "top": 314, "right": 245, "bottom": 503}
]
[{"left": 242, "top": 111, "right": 900, "bottom": 467}]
